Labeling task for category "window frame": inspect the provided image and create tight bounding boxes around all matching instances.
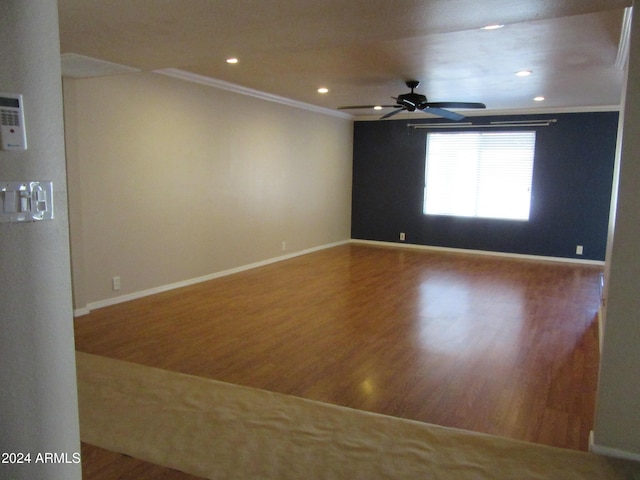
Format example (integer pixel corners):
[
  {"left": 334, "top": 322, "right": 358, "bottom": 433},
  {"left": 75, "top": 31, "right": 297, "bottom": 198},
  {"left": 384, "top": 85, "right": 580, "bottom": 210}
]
[{"left": 423, "top": 129, "right": 537, "bottom": 222}]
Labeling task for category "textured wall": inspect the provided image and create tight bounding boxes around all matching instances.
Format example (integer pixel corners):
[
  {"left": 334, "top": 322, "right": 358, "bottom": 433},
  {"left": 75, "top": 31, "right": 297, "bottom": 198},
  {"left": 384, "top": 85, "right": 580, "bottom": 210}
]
[
  {"left": 64, "top": 72, "right": 353, "bottom": 308},
  {"left": 351, "top": 112, "right": 618, "bottom": 261},
  {"left": 0, "top": 1, "right": 81, "bottom": 479},
  {"left": 594, "top": 5, "right": 640, "bottom": 459}
]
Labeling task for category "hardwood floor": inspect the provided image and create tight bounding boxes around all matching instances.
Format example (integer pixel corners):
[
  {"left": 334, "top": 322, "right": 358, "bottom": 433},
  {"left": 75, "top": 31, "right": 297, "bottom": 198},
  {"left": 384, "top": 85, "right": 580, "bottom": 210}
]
[
  {"left": 75, "top": 243, "right": 602, "bottom": 471},
  {"left": 80, "top": 444, "right": 205, "bottom": 480}
]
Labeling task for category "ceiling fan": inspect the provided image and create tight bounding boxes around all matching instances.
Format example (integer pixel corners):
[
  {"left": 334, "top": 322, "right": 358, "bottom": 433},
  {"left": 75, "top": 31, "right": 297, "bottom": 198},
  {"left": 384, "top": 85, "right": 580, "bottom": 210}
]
[{"left": 338, "top": 80, "right": 486, "bottom": 121}]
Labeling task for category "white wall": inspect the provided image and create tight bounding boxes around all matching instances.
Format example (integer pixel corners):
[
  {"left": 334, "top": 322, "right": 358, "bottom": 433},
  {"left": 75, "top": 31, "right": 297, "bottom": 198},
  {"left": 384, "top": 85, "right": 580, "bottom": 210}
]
[
  {"left": 593, "top": 4, "right": 640, "bottom": 460},
  {"left": 0, "top": 1, "right": 81, "bottom": 479},
  {"left": 64, "top": 72, "right": 353, "bottom": 310}
]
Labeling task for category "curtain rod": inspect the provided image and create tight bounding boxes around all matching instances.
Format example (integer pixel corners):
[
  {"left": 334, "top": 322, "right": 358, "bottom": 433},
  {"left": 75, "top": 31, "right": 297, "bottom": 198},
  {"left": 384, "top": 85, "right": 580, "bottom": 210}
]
[{"left": 407, "top": 119, "right": 557, "bottom": 129}]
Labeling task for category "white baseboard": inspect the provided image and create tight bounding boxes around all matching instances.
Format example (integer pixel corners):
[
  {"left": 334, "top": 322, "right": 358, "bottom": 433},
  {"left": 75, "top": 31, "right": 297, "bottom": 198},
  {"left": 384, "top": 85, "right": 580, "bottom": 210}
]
[
  {"left": 74, "top": 238, "right": 604, "bottom": 317},
  {"left": 350, "top": 239, "right": 606, "bottom": 266},
  {"left": 589, "top": 431, "right": 640, "bottom": 462},
  {"left": 597, "top": 306, "right": 604, "bottom": 353},
  {"left": 74, "top": 240, "right": 350, "bottom": 317},
  {"left": 73, "top": 306, "right": 91, "bottom": 317}
]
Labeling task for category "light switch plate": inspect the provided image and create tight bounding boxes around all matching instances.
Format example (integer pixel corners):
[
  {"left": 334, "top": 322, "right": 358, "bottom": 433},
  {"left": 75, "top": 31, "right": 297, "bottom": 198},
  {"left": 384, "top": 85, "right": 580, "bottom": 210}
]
[{"left": 0, "top": 181, "right": 53, "bottom": 222}]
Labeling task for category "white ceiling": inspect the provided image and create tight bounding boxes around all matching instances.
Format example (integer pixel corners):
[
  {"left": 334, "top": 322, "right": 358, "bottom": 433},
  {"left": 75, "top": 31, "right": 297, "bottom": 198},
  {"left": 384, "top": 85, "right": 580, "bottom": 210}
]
[{"left": 57, "top": 0, "right": 632, "bottom": 118}]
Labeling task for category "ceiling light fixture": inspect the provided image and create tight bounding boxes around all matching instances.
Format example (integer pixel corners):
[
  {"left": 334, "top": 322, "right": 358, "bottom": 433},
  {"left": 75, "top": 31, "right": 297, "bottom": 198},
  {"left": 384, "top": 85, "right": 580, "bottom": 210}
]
[
  {"left": 226, "top": 57, "right": 238, "bottom": 64},
  {"left": 534, "top": 96, "right": 545, "bottom": 102},
  {"left": 481, "top": 24, "right": 504, "bottom": 30},
  {"left": 374, "top": 106, "right": 382, "bottom": 110},
  {"left": 516, "top": 70, "right": 532, "bottom": 77},
  {"left": 317, "top": 87, "right": 329, "bottom": 94}
]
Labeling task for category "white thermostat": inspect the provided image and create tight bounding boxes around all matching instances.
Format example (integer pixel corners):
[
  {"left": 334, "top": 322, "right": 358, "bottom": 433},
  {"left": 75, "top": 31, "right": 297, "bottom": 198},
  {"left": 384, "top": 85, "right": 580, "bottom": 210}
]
[{"left": 0, "top": 93, "right": 27, "bottom": 151}]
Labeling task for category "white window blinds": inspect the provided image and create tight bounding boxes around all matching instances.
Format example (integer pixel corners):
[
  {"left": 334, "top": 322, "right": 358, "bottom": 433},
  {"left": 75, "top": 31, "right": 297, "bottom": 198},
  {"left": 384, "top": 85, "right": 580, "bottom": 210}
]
[{"left": 424, "top": 131, "right": 536, "bottom": 221}]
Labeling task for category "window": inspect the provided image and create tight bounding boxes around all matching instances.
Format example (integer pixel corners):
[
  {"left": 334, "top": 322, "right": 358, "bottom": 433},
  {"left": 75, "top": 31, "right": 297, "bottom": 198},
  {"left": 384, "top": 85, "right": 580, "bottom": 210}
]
[{"left": 423, "top": 131, "right": 536, "bottom": 220}]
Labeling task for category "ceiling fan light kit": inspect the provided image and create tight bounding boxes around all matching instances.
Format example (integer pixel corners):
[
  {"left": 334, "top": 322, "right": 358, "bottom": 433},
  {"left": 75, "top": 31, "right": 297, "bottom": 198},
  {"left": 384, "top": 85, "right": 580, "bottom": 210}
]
[{"left": 338, "top": 80, "right": 486, "bottom": 121}]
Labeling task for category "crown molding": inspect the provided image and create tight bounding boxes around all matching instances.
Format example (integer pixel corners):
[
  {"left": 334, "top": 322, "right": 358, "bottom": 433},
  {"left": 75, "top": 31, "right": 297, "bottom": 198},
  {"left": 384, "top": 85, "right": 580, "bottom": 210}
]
[
  {"left": 61, "top": 53, "right": 141, "bottom": 78},
  {"left": 615, "top": 6, "right": 633, "bottom": 70},
  {"left": 153, "top": 68, "right": 352, "bottom": 120},
  {"left": 353, "top": 105, "right": 621, "bottom": 121},
  {"left": 152, "top": 68, "right": 621, "bottom": 122}
]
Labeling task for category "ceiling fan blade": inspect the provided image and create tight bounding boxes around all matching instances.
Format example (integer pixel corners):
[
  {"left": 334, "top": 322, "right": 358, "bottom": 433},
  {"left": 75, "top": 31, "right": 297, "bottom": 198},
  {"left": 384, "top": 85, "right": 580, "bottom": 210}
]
[
  {"left": 339, "top": 81, "right": 486, "bottom": 120},
  {"left": 380, "top": 107, "right": 407, "bottom": 120},
  {"left": 422, "top": 107, "right": 466, "bottom": 121},
  {"left": 425, "top": 102, "right": 486, "bottom": 109},
  {"left": 338, "top": 104, "right": 399, "bottom": 110}
]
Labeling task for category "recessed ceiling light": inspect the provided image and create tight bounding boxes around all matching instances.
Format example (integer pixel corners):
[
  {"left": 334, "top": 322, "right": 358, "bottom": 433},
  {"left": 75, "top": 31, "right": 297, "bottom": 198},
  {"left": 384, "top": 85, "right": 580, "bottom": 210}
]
[
  {"left": 516, "top": 70, "right": 532, "bottom": 77},
  {"left": 226, "top": 58, "right": 239, "bottom": 64},
  {"left": 317, "top": 87, "right": 329, "bottom": 94},
  {"left": 534, "top": 96, "right": 545, "bottom": 102},
  {"left": 374, "top": 106, "right": 382, "bottom": 110},
  {"left": 481, "top": 24, "right": 504, "bottom": 30}
]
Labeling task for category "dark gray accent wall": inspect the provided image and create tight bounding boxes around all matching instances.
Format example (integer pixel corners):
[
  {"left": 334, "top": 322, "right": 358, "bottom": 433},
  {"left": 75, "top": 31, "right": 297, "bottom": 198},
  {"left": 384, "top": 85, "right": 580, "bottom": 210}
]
[{"left": 351, "top": 112, "right": 618, "bottom": 261}]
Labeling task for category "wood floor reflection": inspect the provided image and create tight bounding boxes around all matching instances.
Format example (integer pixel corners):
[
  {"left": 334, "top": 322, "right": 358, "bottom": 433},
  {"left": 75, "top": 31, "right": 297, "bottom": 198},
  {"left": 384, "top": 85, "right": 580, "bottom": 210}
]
[{"left": 75, "top": 244, "right": 602, "bottom": 452}]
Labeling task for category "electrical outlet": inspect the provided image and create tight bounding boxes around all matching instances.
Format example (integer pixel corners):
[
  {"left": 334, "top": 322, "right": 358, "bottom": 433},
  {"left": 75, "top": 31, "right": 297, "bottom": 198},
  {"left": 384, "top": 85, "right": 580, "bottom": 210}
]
[
  {"left": 281, "top": 241, "right": 286, "bottom": 251},
  {"left": 400, "top": 232, "right": 406, "bottom": 241},
  {"left": 576, "top": 245, "right": 584, "bottom": 255},
  {"left": 112, "top": 276, "right": 121, "bottom": 291}
]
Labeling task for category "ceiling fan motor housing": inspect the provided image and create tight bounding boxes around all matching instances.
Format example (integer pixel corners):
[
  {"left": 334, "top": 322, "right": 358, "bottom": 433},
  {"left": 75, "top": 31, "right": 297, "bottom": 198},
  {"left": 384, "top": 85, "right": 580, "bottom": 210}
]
[
  {"left": 397, "top": 80, "right": 427, "bottom": 110},
  {"left": 397, "top": 92, "right": 428, "bottom": 110}
]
